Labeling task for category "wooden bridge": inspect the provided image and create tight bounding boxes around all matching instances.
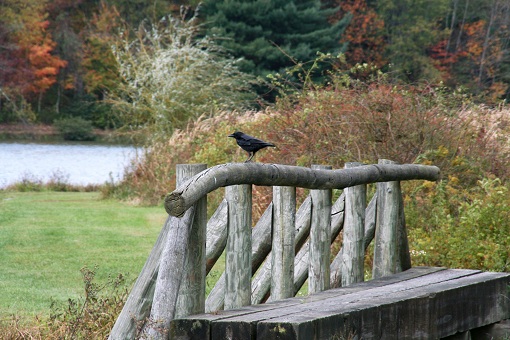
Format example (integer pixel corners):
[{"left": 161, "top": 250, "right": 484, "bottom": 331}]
[{"left": 108, "top": 161, "right": 510, "bottom": 339}]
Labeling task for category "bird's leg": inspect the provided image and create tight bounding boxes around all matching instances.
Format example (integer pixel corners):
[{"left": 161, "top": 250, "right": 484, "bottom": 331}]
[{"left": 245, "top": 152, "right": 254, "bottom": 162}]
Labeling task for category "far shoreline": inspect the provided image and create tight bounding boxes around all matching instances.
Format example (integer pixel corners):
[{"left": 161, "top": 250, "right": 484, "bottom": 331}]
[{"left": 0, "top": 123, "right": 136, "bottom": 145}]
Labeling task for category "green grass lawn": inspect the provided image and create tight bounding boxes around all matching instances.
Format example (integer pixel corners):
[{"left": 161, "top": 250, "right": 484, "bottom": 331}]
[{"left": 0, "top": 191, "right": 167, "bottom": 320}]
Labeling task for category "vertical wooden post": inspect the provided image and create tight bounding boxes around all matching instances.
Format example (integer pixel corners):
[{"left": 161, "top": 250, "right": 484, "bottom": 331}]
[
  {"left": 149, "top": 164, "right": 206, "bottom": 337},
  {"left": 206, "top": 199, "right": 272, "bottom": 312},
  {"left": 373, "top": 159, "right": 399, "bottom": 279},
  {"left": 309, "top": 164, "right": 332, "bottom": 294},
  {"left": 271, "top": 186, "right": 296, "bottom": 300},
  {"left": 224, "top": 184, "right": 252, "bottom": 310},
  {"left": 397, "top": 181, "right": 412, "bottom": 272},
  {"left": 175, "top": 164, "right": 207, "bottom": 318},
  {"left": 341, "top": 162, "right": 367, "bottom": 286}
]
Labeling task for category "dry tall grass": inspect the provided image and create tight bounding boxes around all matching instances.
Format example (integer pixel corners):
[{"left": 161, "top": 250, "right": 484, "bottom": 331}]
[{"left": 106, "top": 76, "right": 510, "bottom": 209}]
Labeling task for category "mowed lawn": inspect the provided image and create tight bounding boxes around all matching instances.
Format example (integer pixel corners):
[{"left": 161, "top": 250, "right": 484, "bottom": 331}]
[{"left": 0, "top": 191, "right": 167, "bottom": 319}]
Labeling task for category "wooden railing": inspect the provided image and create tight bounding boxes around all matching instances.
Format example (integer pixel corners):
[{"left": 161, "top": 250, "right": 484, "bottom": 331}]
[{"left": 109, "top": 161, "right": 440, "bottom": 340}]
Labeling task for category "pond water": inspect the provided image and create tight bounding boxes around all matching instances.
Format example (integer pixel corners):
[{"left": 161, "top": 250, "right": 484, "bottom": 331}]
[{"left": 0, "top": 142, "right": 139, "bottom": 188}]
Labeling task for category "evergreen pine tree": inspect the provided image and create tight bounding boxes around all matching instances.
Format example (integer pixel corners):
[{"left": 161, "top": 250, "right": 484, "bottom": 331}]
[{"left": 201, "top": 0, "right": 351, "bottom": 78}]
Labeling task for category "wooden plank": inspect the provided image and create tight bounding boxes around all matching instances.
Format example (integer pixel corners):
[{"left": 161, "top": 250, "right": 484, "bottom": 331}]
[
  {"left": 356, "top": 271, "right": 510, "bottom": 339},
  {"left": 341, "top": 162, "right": 366, "bottom": 286},
  {"left": 224, "top": 184, "right": 252, "bottom": 310},
  {"left": 170, "top": 267, "right": 446, "bottom": 339},
  {"left": 165, "top": 163, "right": 440, "bottom": 217},
  {"left": 271, "top": 186, "right": 296, "bottom": 300},
  {"left": 256, "top": 270, "right": 510, "bottom": 340},
  {"left": 309, "top": 164, "right": 332, "bottom": 294},
  {"left": 422, "top": 272, "right": 510, "bottom": 338},
  {"left": 213, "top": 268, "right": 451, "bottom": 339}
]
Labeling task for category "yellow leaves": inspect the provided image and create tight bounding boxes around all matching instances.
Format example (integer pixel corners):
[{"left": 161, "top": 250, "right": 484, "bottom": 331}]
[
  {"left": 448, "top": 175, "right": 459, "bottom": 186},
  {"left": 421, "top": 181, "right": 436, "bottom": 191}
]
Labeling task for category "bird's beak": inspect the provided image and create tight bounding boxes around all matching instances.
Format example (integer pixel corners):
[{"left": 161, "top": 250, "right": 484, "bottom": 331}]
[{"left": 228, "top": 134, "right": 234, "bottom": 138}]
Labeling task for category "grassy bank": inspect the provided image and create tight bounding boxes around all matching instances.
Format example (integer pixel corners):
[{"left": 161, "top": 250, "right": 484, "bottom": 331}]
[{"left": 0, "top": 191, "right": 166, "bottom": 320}]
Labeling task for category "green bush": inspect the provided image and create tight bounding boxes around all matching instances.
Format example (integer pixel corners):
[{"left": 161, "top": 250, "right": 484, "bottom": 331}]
[
  {"left": 54, "top": 117, "right": 96, "bottom": 141},
  {"left": 406, "top": 177, "right": 510, "bottom": 272}
]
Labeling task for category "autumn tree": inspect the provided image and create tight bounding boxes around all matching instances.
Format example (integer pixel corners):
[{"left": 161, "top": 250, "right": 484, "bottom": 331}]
[
  {"left": 376, "top": 0, "right": 449, "bottom": 82},
  {"left": 328, "top": 0, "right": 386, "bottom": 69},
  {"left": 427, "top": 0, "right": 510, "bottom": 101},
  {"left": 0, "top": 0, "right": 67, "bottom": 121}
]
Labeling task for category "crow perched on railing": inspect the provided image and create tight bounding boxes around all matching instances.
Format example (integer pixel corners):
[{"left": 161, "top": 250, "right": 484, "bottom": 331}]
[{"left": 228, "top": 131, "right": 276, "bottom": 162}]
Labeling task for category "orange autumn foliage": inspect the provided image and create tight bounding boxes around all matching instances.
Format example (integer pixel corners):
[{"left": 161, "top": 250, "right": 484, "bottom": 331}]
[
  {"left": 12, "top": 13, "right": 67, "bottom": 96},
  {"left": 27, "top": 35, "right": 67, "bottom": 94},
  {"left": 330, "top": 0, "right": 386, "bottom": 68}
]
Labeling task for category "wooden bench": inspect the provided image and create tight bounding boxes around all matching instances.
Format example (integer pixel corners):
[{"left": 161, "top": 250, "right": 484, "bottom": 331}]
[{"left": 170, "top": 267, "right": 510, "bottom": 339}]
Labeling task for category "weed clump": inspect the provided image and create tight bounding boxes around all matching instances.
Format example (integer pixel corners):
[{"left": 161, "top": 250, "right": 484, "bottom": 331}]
[{"left": 0, "top": 266, "right": 128, "bottom": 339}]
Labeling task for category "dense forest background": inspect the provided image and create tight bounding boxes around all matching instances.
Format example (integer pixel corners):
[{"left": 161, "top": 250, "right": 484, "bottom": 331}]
[{"left": 1, "top": 0, "right": 510, "bottom": 129}]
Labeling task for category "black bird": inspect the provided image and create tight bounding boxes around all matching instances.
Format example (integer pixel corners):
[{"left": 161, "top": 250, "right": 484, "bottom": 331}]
[{"left": 228, "top": 131, "right": 276, "bottom": 162}]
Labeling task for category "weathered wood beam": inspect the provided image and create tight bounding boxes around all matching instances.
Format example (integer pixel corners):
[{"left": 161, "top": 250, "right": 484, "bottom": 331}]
[
  {"left": 330, "top": 194, "right": 376, "bottom": 288},
  {"left": 165, "top": 162, "right": 440, "bottom": 217},
  {"left": 109, "top": 164, "right": 206, "bottom": 340},
  {"left": 175, "top": 164, "right": 208, "bottom": 318},
  {"left": 373, "top": 159, "right": 401, "bottom": 279},
  {"left": 109, "top": 215, "right": 172, "bottom": 340},
  {"left": 309, "top": 165, "right": 332, "bottom": 294},
  {"left": 294, "top": 194, "right": 345, "bottom": 294},
  {"left": 147, "top": 163, "right": 206, "bottom": 338},
  {"left": 146, "top": 207, "right": 195, "bottom": 338},
  {"left": 252, "top": 196, "right": 313, "bottom": 305},
  {"left": 206, "top": 202, "right": 273, "bottom": 312},
  {"left": 205, "top": 198, "right": 228, "bottom": 274},
  {"left": 271, "top": 186, "right": 296, "bottom": 300},
  {"left": 224, "top": 184, "right": 252, "bottom": 310},
  {"left": 340, "top": 162, "right": 366, "bottom": 286}
]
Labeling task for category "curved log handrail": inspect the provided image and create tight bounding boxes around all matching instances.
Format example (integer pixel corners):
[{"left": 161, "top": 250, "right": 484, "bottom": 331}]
[{"left": 165, "top": 162, "right": 440, "bottom": 217}]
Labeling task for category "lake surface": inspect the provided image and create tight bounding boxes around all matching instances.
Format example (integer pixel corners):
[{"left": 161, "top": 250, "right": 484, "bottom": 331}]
[{"left": 0, "top": 142, "right": 139, "bottom": 188}]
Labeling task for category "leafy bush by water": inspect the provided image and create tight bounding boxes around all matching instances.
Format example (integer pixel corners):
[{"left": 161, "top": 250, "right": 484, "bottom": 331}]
[{"left": 54, "top": 117, "right": 96, "bottom": 141}]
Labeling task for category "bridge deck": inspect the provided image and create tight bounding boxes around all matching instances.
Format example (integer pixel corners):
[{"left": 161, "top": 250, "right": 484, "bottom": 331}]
[{"left": 170, "top": 267, "right": 510, "bottom": 339}]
